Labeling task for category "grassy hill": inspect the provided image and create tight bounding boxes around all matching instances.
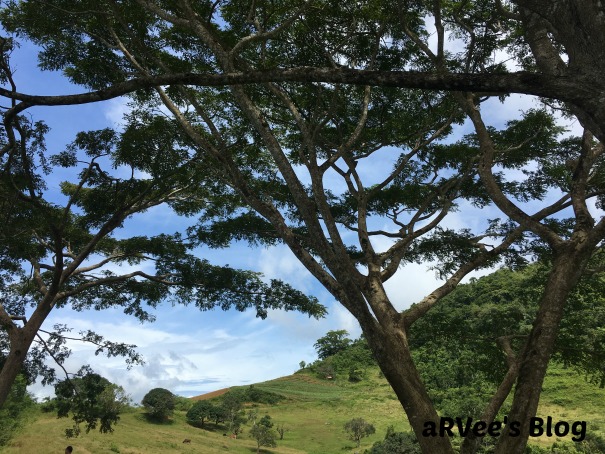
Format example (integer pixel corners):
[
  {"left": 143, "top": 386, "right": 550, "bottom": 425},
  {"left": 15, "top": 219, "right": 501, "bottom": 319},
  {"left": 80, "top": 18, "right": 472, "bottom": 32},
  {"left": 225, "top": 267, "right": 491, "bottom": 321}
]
[{"left": 2, "top": 363, "right": 605, "bottom": 454}]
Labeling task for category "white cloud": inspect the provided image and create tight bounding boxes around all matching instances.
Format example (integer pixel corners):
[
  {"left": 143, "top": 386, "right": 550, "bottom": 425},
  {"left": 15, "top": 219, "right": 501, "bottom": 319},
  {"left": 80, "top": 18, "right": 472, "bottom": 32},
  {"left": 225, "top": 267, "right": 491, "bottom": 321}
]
[
  {"left": 255, "top": 245, "right": 316, "bottom": 293},
  {"left": 332, "top": 304, "right": 362, "bottom": 338},
  {"left": 29, "top": 311, "right": 312, "bottom": 402},
  {"left": 103, "top": 98, "right": 131, "bottom": 127}
]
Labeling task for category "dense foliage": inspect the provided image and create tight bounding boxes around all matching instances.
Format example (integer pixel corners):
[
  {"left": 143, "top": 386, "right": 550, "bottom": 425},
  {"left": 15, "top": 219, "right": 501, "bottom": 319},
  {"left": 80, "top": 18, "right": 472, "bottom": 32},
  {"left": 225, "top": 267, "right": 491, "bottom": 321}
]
[
  {"left": 308, "top": 332, "right": 375, "bottom": 382},
  {"left": 314, "top": 330, "right": 352, "bottom": 360},
  {"left": 54, "top": 371, "right": 130, "bottom": 437},
  {"left": 186, "top": 400, "right": 215, "bottom": 428},
  {"left": 308, "top": 263, "right": 605, "bottom": 424},
  {"left": 141, "top": 387, "right": 175, "bottom": 421},
  {"left": 223, "top": 385, "right": 284, "bottom": 405},
  {"left": 410, "top": 264, "right": 605, "bottom": 418}
]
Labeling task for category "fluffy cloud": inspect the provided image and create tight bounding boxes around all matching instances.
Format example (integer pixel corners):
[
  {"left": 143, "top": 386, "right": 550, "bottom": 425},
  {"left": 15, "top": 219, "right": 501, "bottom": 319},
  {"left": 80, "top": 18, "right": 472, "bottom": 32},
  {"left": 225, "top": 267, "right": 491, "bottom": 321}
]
[{"left": 29, "top": 309, "right": 309, "bottom": 403}]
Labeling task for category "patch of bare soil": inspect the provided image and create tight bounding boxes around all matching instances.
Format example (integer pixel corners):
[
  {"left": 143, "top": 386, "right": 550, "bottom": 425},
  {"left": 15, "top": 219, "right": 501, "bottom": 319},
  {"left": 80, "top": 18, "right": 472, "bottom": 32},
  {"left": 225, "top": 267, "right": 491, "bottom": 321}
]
[{"left": 190, "top": 387, "right": 230, "bottom": 401}]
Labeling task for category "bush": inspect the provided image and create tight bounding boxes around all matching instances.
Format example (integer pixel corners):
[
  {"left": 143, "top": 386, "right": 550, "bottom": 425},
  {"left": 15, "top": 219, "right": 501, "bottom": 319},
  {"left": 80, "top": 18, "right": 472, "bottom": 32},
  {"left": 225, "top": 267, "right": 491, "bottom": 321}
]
[
  {"left": 349, "top": 367, "right": 365, "bottom": 382},
  {"left": 259, "top": 415, "right": 274, "bottom": 428},
  {"left": 141, "top": 388, "right": 175, "bottom": 421},
  {"left": 365, "top": 431, "right": 421, "bottom": 454},
  {"left": 317, "top": 361, "right": 336, "bottom": 379},
  {"left": 310, "top": 334, "right": 376, "bottom": 382}
]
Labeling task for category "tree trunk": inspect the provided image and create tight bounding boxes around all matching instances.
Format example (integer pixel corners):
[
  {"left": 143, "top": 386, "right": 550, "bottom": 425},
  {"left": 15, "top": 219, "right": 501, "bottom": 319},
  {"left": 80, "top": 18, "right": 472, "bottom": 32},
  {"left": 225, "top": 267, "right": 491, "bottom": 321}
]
[
  {"left": 494, "top": 244, "right": 594, "bottom": 454},
  {"left": 0, "top": 300, "right": 53, "bottom": 409},
  {"left": 362, "top": 321, "right": 456, "bottom": 454},
  {"left": 0, "top": 328, "right": 30, "bottom": 408}
]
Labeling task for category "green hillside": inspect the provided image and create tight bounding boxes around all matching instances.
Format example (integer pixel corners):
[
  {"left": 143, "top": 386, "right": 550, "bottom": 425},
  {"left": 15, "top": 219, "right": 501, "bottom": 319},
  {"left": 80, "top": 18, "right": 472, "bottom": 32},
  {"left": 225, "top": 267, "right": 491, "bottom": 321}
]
[{"left": 2, "top": 363, "right": 605, "bottom": 454}]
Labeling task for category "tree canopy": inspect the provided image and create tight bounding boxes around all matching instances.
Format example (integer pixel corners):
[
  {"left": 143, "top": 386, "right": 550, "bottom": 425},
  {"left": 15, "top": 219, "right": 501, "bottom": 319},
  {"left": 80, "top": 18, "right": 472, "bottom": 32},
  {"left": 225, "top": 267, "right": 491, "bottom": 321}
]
[
  {"left": 313, "top": 330, "right": 352, "bottom": 360},
  {"left": 54, "top": 370, "right": 130, "bottom": 437},
  {"left": 141, "top": 387, "right": 175, "bottom": 421},
  {"left": 1, "top": 2, "right": 605, "bottom": 453},
  {"left": 186, "top": 399, "right": 215, "bottom": 428}
]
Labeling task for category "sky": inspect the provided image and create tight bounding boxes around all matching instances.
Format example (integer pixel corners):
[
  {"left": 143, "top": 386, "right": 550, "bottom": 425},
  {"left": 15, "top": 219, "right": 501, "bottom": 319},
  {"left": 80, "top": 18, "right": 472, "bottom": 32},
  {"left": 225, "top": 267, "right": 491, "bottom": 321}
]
[{"left": 4, "top": 32, "right": 586, "bottom": 405}]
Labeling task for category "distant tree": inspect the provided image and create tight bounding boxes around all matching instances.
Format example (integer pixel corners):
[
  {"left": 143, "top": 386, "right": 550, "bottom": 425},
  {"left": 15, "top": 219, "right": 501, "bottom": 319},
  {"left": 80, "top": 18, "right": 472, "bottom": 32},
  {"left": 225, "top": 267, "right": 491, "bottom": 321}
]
[
  {"left": 333, "top": 337, "right": 375, "bottom": 370},
  {"left": 231, "top": 414, "right": 246, "bottom": 437},
  {"left": 344, "top": 418, "right": 376, "bottom": 448},
  {"left": 313, "top": 334, "right": 376, "bottom": 382},
  {"left": 299, "top": 361, "right": 306, "bottom": 370},
  {"left": 250, "top": 423, "right": 277, "bottom": 453},
  {"left": 247, "top": 407, "right": 259, "bottom": 424},
  {"left": 39, "top": 396, "right": 56, "bottom": 413},
  {"left": 221, "top": 392, "right": 245, "bottom": 434},
  {"left": 186, "top": 400, "right": 215, "bottom": 428},
  {"left": 259, "top": 414, "right": 273, "bottom": 428},
  {"left": 141, "top": 388, "right": 175, "bottom": 421},
  {"left": 276, "top": 423, "right": 286, "bottom": 440},
  {"left": 314, "top": 330, "right": 352, "bottom": 360},
  {"left": 54, "top": 370, "right": 130, "bottom": 438},
  {"left": 348, "top": 367, "right": 365, "bottom": 383}
]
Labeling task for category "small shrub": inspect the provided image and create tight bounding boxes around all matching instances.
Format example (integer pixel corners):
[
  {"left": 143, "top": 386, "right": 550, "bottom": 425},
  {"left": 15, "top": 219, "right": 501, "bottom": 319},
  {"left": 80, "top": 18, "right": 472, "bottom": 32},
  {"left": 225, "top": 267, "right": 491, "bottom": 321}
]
[
  {"left": 348, "top": 368, "right": 365, "bottom": 382},
  {"left": 366, "top": 430, "right": 421, "bottom": 454}
]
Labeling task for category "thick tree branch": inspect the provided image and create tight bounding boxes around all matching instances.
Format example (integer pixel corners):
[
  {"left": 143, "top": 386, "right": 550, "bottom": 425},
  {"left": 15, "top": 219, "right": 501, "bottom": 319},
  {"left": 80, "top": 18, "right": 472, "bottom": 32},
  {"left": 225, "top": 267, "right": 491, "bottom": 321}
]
[{"left": 0, "top": 69, "right": 595, "bottom": 110}]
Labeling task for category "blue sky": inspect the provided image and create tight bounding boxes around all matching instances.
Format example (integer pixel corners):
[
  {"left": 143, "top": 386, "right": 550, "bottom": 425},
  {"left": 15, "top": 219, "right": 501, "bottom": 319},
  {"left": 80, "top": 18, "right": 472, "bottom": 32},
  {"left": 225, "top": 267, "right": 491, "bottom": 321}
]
[{"left": 6, "top": 37, "right": 586, "bottom": 405}]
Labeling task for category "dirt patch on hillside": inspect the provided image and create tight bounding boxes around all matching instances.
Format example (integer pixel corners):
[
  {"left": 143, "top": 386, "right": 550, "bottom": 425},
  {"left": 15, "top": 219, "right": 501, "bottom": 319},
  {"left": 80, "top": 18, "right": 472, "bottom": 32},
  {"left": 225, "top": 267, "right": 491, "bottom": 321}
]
[{"left": 190, "top": 387, "right": 230, "bottom": 401}]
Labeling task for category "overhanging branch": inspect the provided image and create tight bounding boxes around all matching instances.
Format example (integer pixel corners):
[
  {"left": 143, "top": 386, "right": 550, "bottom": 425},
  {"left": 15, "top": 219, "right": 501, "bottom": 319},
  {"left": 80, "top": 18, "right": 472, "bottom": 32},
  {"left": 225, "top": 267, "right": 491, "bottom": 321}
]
[{"left": 0, "top": 69, "right": 593, "bottom": 109}]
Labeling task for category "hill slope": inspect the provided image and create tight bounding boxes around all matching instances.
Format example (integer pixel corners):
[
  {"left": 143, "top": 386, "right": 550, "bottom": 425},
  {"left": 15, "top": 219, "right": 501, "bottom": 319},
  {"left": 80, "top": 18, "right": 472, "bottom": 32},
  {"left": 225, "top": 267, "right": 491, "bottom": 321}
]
[{"left": 3, "top": 363, "right": 605, "bottom": 454}]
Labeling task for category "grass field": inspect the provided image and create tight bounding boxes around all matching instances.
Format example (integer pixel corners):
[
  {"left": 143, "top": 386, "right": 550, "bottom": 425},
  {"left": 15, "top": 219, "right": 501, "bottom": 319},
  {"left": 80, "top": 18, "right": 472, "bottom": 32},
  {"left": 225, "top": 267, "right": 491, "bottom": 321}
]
[{"left": 2, "top": 363, "right": 604, "bottom": 454}]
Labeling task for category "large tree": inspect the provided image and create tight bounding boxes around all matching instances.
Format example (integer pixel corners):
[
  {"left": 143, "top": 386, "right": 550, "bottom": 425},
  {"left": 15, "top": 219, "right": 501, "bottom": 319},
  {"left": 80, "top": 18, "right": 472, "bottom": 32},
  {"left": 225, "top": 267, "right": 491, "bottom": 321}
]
[
  {"left": 0, "top": 38, "right": 324, "bottom": 410},
  {"left": 1, "top": 2, "right": 604, "bottom": 453}
]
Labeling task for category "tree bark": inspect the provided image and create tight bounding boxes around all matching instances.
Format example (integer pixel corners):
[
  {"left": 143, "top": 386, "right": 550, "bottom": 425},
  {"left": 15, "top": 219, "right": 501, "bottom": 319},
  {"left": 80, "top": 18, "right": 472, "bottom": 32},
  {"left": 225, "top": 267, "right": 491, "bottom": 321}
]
[
  {"left": 494, "top": 242, "right": 595, "bottom": 454},
  {"left": 0, "top": 296, "right": 55, "bottom": 409},
  {"left": 1, "top": 70, "right": 604, "bottom": 143},
  {"left": 362, "top": 316, "right": 456, "bottom": 454},
  {"left": 0, "top": 328, "right": 32, "bottom": 408}
]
